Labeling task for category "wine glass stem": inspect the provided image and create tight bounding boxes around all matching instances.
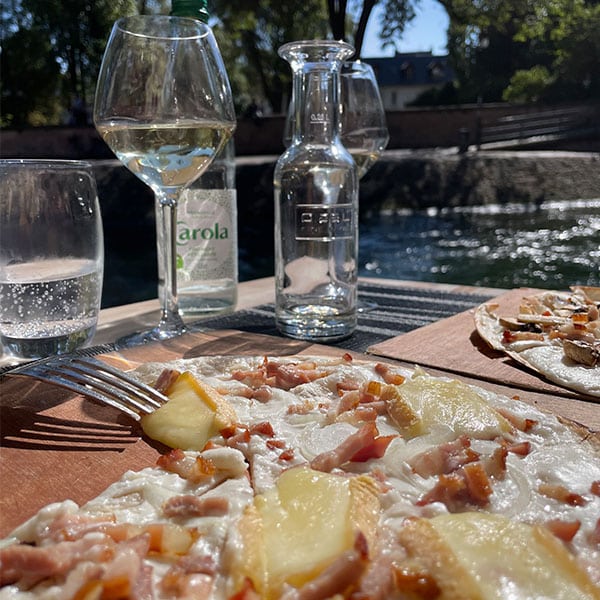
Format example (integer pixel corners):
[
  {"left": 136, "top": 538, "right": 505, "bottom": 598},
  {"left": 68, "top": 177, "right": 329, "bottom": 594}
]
[{"left": 156, "top": 192, "right": 186, "bottom": 337}]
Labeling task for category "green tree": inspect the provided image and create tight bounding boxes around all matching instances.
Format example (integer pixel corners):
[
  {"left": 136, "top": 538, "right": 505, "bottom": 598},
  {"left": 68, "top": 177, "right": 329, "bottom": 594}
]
[
  {"left": 439, "top": 0, "right": 599, "bottom": 104},
  {"left": 1, "top": 0, "right": 137, "bottom": 127},
  {"left": 328, "top": 0, "right": 416, "bottom": 58},
  {"left": 209, "top": 0, "right": 330, "bottom": 114}
]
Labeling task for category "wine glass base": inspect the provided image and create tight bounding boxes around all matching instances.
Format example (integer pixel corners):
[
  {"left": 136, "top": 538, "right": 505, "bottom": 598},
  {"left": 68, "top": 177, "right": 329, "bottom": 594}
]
[
  {"left": 357, "top": 300, "right": 378, "bottom": 313},
  {"left": 115, "top": 322, "right": 188, "bottom": 349}
]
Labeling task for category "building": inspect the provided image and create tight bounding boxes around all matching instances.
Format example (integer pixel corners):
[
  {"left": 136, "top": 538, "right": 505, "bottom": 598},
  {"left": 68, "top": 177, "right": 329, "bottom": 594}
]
[{"left": 364, "top": 51, "right": 455, "bottom": 110}]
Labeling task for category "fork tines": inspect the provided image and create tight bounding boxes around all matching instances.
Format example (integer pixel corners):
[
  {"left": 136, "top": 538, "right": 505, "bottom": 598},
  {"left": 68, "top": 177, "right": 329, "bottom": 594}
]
[{"left": 7, "top": 355, "right": 167, "bottom": 421}]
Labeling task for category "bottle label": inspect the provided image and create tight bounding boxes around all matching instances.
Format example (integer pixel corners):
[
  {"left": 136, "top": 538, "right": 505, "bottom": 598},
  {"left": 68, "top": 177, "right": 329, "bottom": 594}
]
[
  {"left": 295, "top": 204, "right": 354, "bottom": 240},
  {"left": 177, "top": 189, "right": 237, "bottom": 281}
]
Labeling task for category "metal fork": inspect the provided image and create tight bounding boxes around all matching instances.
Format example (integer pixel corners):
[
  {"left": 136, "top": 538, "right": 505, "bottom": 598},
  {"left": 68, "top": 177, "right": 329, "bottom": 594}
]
[{"left": 6, "top": 355, "right": 168, "bottom": 421}]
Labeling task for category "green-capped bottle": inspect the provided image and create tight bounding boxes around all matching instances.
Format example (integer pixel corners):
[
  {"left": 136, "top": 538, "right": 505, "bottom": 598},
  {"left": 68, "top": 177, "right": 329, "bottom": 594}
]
[
  {"left": 171, "top": 0, "right": 209, "bottom": 22},
  {"left": 166, "top": 0, "right": 238, "bottom": 317}
]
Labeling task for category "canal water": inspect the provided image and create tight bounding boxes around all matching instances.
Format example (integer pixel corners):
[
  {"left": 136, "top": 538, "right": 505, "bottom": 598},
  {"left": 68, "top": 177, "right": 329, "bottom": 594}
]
[
  {"left": 103, "top": 198, "right": 599, "bottom": 307},
  {"left": 355, "top": 198, "right": 599, "bottom": 289}
]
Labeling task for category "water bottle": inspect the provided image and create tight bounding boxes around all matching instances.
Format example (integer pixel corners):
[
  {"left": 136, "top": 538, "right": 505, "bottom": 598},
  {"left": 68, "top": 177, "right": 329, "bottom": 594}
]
[
  {"left": 274, "top": 40, "right": 358, "bottom": 341},
  {"left": 168, "top": 0, "right": 238, "bottom": 317}
]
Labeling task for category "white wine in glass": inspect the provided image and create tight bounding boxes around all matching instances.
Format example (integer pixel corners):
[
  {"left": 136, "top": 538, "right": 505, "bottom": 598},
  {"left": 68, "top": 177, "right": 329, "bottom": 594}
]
[{"left": 94, "top": 15, "right": 236, "bottom": 344}]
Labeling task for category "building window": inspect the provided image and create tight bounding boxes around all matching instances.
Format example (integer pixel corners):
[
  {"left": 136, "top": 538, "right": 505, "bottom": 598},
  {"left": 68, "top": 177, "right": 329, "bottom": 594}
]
[{"left": 400, "top": 61, "right": 414, "bottom": 81}]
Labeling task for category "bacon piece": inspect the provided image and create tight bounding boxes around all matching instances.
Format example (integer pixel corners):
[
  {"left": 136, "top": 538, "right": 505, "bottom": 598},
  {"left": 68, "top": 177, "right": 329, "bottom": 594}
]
[
  {"left": 287, "top": 400, "right": 315, "bottom": 415},
  {"left": 482, "top": 445, "right": 508, "bottom": 479},
  {"left": 157, "top": 449, "right": 216, "bottom": 482},
  {"left": 310, "top": 423, "right": 379, "bottom": 472},
  {"left": 154, "top": 368, "right": 181, "bottom": 395},
  {"left": 538, "top": 483, "right": 588, "bottom": 506},
  {"left": 230, "top": 577, "right": 261, "bottom": 600},
  {"left": 374, "top": 363, "right": 406, "bottom": 385},
  {"left": 0, "top": 535, "right": 113, "bottom": 587},
  {"left": 337, "top": 390, "right": 360, "bottom": 415},
  {"left": 350, "top": 434, "right": 396, "bottom": 462},
  {"left": 250, "top": 385, "right": 273, "bottom": 402},
  {"left": 409, "top": 435, "right": 480, "bottom": 478},
  {"left": 502, "top": 330, "right": 544, "bottom": 344},
  {"left": 267, "top": 362, "right": 330, "bottom": 390},
  {"left": 353, "top": 527, "right": 406, "bottom": 599},
  {"left": 337, "top": 406, "right": 380, "bottom": 425},
  {"left": 279, "top": 449, "right": 295, "bottom": 461},
  {"left": 495, "top": 408, "right": 537, "bottom": 432},
  {"left": 42, "top": 512, "right": 116, "bottom": 543},
  {"left": 249, "top": 421, "right": 275, "bottom": 437},
  {"left": 417, "top": 462, "right": 493, "bottom": 509},
  {"left": 162, "top": 495, "right": 229, "bottom": 518},
  {"left": 231, "top": 368, "right": 272, "bottom": 389},
  {"left": 544, "top": 519, "right": 581, "bottom": 543},
  {"left": 392, "top": 564, "right": 441, "bottom": 599},
  {"left": 591, "top": 480, "right": 600, "bottom": 497},
  {"left": 161, "top": 554, "right": 217, "bottom": 598},
  {"left": 506, "top": 441, "right": 531, "bottom": 456}
]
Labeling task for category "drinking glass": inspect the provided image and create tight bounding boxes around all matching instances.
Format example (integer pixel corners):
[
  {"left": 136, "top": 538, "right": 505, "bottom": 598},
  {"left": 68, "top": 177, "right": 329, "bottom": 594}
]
[
  {"left": 339, "top": 61, "right": 390, "bottom": 179},
  {"left": 93, "top": 15, "right": 236, "bottom": 344},
  {"left": 340, "top": 61, "right": 389, "bottom": 312},
  {"left": 0, "top": 159, "right": 104, "bottom": 363}
]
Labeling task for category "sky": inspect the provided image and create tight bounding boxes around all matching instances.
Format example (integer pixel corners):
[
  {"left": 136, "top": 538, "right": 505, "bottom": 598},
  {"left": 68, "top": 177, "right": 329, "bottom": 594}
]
[{"left": 362, "top": 0, "right": 450, "bottom": 57}]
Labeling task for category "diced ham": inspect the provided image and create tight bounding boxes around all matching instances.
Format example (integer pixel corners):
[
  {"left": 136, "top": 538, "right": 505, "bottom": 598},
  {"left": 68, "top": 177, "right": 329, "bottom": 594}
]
[
  {"left": 162, "top": 495, "right": 229, "bottom": 518},
  {"left": 482, "top": 446, "right": 508, "bottom": 479},
  {"left": 417, "top": 462, "right": 493, "bottom": 509},
  {"left": 544, "top": 519, "right": 581, "bottom": 543},
  {"left": 409, "top": 435, "right": 480, "bottom": 478},
  {"left": 538, "top": 483, "right": 588, "bottom": 506},
  {"left": 310, "top": 423, "right": 379, "bottom": 472},
  {"left": 249, "top": 421, "right": 275, "bottom": 437},
  {"left": 230, "top": 577, "right": 261, "bottom": 600},
  {"left": 496, "top": 408, "right": 537, "bottom": 432},
  {"left": 392, "top": 564, "right": 441, "bottom": 600},
  {"left": 267, "top": 361, "right": 331, "bottom": 390},
  {"left": 354, "top": 527, "right": 407, "bottom": 599},
  {"left": 0, "top": 535, "right": 113, "bottom": 587},
  {"left": 374, "top": 362, "right": 406, "bottom": 385},
  {"left": 161, "top": 554, "right": 217, "bottom": 598},
  {"left": 506, "top": 441, "right": 532, "bottom": 456},
  {"left": 154, "top": 368, "right": 181, "bottom": 395},
  {"left": 157, "top": 449, "right": 216, "bottom": 482},
  {"left": 350, "top": 434, "right": 396, "bottom": 463}
]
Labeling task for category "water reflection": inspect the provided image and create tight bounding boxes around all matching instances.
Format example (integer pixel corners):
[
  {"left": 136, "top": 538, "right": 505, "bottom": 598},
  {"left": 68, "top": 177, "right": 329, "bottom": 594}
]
[{"left": 359, "top": 199, "right": 600, "bottom": 289}]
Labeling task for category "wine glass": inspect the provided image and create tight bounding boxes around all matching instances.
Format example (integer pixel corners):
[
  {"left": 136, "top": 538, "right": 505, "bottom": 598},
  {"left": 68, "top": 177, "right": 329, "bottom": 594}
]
[
  {"left": 94, "top": 15, "right": 236, "bottom": 343},
  {"left": 339, "top": 61, "right": 389, "bottom": 178},
  {"left": 340, "top": 61, "right": 389, "bottom": 312}
]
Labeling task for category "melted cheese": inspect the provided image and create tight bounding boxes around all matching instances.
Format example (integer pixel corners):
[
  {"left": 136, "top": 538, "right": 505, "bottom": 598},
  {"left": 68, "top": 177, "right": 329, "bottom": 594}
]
[
  {"left": 140, "top": 371, "right": 237, "bottom": 450},
  {"left": 387, "top": 369, "right": 512, "bottom": 439},
  {"left": 235, "top": 466, "right": 379, "bottom": 599},
  {"left": 399, "top": 512, "right": 600, "bottom": 600}
]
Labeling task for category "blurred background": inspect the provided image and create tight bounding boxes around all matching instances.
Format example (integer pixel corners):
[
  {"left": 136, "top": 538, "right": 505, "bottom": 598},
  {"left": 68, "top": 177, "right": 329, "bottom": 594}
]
[{"left": 1, "top": 0, "right": 599, "bottom": 307}]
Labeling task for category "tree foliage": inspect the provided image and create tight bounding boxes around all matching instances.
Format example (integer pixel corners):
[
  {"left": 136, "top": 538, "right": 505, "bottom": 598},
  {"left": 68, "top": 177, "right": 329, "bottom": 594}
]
[
  {"left": 209, "top": 0, "right": 330, "bottom": 114},
  {"left": 439, "top": 0, "right": 599, "bottom": 104},
  {"left": 1, "top": 0, "right": 138, "bottom": 127}
]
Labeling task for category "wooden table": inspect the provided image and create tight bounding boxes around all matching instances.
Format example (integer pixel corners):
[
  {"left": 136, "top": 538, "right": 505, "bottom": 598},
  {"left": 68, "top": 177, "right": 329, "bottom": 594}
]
[{"left": 1, "top": 277, "right": 598, "bottom": 536}]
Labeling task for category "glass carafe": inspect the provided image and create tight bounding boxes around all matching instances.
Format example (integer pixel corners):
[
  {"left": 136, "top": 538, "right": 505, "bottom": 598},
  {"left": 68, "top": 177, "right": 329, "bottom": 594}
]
[{"left": 274, "top": 40, "right": 357, "bottom": 341}]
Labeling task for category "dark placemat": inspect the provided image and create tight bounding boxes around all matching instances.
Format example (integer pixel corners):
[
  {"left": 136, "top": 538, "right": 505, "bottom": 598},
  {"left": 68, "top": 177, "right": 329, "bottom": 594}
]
[{"left": 192, "top": 282, "right": 495, "bottom": 353}]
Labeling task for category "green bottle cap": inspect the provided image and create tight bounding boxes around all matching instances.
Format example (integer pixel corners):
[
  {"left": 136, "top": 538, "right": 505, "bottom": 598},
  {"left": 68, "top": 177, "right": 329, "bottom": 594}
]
[{"left": 170, "top": 0, "right": 209, "bottom": 23}]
